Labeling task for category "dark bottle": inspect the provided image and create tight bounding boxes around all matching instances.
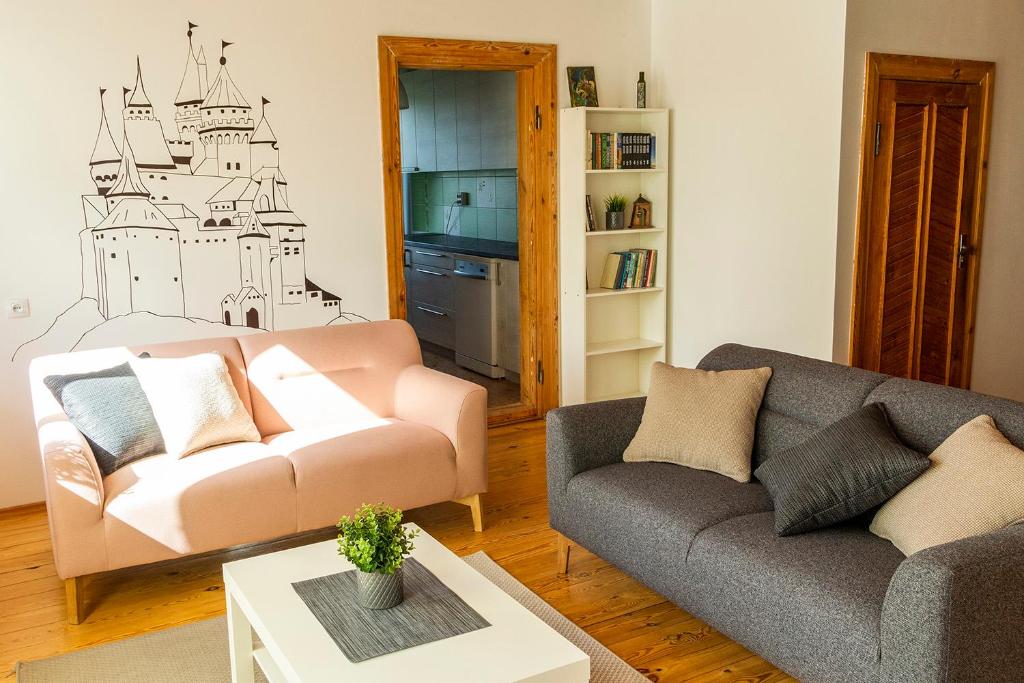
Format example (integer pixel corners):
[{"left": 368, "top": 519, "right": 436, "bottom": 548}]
[{"left": 636, "top": 71, "right": 647, "bottom": 109}]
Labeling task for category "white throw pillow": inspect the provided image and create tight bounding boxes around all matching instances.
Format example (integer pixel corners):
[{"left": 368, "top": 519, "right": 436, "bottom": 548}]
[
  {"left": 131, "top": 352, "right": 260, "bottom": 458},
  {"left": 870, "top": 414, "right": 1024, "bottom": 555}
]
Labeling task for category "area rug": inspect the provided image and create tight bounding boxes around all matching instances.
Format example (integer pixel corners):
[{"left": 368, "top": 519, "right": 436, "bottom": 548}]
[{"left": 17, "top": 552, "right": 646, "bottom": 682}]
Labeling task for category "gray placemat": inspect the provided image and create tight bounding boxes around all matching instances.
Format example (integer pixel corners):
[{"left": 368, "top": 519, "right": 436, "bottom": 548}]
[{"left": 291, "top": 558, "right": 490, "bottom": 662}]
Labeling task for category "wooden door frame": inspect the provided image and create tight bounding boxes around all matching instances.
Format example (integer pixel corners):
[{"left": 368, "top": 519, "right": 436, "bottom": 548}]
[
  {"left": 849, "top": 52, "right": 995, "bottom": 387},
  {"left": 377, "top": 36, "right": 559, "bottom": 424}
]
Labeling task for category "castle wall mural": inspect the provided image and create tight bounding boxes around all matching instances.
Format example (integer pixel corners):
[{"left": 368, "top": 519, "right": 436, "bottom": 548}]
[{"left": 13, "top": 21, "right": 366, "bottom": 360}]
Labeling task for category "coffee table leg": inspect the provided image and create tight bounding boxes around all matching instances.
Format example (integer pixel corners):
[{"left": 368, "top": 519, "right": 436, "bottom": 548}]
[{"left": 227, "top": 590, "right": 255, "bottom": 683}]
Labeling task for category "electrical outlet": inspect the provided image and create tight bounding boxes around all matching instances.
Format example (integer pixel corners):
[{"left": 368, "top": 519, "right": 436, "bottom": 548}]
[
  {"left": 476, "top": 178, "right": 496, "bottom": 208},
  {"left": 7, "top": 298, "right": 30, "bottom": 319},
  {"left": 455, "top": 191, "right": 470, "bottom": 207}
]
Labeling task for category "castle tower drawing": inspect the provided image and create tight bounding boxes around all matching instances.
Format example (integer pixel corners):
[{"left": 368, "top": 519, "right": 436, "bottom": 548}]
[
  {"left": 89, "top": 91, "right": 121, "bottom": 196},
  {"left": 73, "top": 22, "right": 349, "bottom": 331},
  {"left": 197, "top": 44, "right": 255, "bottom": 178}
]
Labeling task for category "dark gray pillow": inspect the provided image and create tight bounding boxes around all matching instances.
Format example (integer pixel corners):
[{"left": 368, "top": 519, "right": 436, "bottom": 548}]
[
  {"left": 44, "top": 362, "right": 165, "bottom": 476},
  {"left": 754, "top": 402, "right": 929, "bottom": 536}
]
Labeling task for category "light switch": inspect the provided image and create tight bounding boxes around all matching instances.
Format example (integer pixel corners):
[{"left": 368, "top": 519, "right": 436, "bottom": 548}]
[
  {"left": 476, "top": 178, "right": 496, "bottom": 208},
  {"left": 7, "top": 298, "right": 30, "bottom": 318}
]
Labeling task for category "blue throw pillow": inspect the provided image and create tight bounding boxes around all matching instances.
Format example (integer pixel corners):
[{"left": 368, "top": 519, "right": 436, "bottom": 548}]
[{"left": 44, "top": 362, "right": 165, "bottom": 476}]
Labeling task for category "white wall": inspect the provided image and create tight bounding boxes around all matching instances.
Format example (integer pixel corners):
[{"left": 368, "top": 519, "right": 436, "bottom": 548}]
[
  {"left": 834, "top": 0, "right": 1024, "bottom": 400},
  {"left": 650, "top": 0, "right": 848, "bottom": 368},
  {"left": 0, "top": 0, "right": 651, "bottom": 508}
]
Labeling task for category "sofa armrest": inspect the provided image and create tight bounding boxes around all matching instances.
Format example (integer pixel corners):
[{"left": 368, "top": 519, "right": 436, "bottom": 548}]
[
  {"left": 880, "top": 525, "right": 1024, "bottom": 682},
  {"left": 394, "top": 364, "right": 487, "bottom": 498},
  {"left": 546, "top": 397, "right": 645, "bottom": 530},
  {"left": 29, "top": 362, "right": 108, "bottom": 579}
]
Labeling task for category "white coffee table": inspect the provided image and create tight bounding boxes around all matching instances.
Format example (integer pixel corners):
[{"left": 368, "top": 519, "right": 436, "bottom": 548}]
[{"left": 222, "top": 524, "right": 589, "bottom": 682}]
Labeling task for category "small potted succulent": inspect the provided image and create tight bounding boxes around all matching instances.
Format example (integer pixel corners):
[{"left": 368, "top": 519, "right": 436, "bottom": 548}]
[
  {"left": 604, "top": 194, "right": 627, "bottom": 230},
  {"left": 337, "top": 503, "right": 419, "bottom": 610}
]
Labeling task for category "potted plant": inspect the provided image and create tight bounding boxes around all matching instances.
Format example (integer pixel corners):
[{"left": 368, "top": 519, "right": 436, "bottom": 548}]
[
  {"left": 337, "top": 503, "right": 420, "bottom": 610},
  {"left": 604, "top": 194, "right": 627, "bottom": 230}
]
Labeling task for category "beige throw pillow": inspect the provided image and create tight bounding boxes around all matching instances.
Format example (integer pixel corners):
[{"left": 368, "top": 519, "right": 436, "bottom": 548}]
[
  {"left": 623, "top": 362, "right": 772, "bottom": 482},
  {"left": 131, "top": 352, "right": 260, "bottom": 458},
  {"left": 870, "top": 414, "right": 1024, "bottom": 556}
]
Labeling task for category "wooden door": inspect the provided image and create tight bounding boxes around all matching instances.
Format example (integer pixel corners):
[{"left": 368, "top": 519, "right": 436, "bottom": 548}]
[{"left": 851, "top": 54, "right": 995, "bottom": 388}]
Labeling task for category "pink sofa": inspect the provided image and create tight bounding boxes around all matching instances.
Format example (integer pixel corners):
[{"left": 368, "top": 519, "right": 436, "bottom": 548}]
[{"left": 29, "top": 320, "right": 487, "bottom": 623}]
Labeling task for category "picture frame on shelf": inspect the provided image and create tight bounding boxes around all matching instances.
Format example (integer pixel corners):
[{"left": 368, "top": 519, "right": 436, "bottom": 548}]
[
  {"left": 629, "top": 194, "right": 652, "bottom": 229},
  {"left": 566, "top": 66, "right": 599, "bottom": 107}
]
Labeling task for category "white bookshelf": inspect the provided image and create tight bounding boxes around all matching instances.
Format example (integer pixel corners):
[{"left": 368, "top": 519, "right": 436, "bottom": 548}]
[{"left": 559, "top": 107, "right": 669, "bottom": 405}]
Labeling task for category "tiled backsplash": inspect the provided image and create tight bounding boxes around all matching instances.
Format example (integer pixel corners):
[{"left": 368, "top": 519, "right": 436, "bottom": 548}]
[{"left": 409, "top": 169, "right": 518, "bottom": 242}]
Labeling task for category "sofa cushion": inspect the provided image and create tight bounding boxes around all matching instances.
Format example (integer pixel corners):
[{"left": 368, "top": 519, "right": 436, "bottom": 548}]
[
  {"left": 560, "top": 462, "right": 773, "bottom": 599},
  {"left": 102, "top": 441, "right": 297, "bottom": 571},
  {"left": 685, "top": 512, "right": 905, "bottom": 683},
  {"left": 755, "top": 403, "right": 929, "bottom": 536},
  {"left": 623, "top": 362, "right": 772, "bottom": 482},
  {"left": 237, "top": 321, "right": 422, "bottom": 437},
  {"left": 865, "top": 377, "right": 1024, "bottom": 453},
  {"left": 266, "top": 419, "right": 457, "bottom": 531},
  {"left": 698, "top": 344, "right": 888, "bottom": 467}
]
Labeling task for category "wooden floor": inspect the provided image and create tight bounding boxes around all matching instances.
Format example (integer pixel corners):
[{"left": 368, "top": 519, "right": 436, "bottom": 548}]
[{"left": 0, "top": 421, "right": 792, "bottom": 681}]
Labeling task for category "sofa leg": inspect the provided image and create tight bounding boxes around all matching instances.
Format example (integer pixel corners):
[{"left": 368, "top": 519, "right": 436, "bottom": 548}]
[
  {"left": 454, "top": 494, "right": 483, "bottom": 532},
  {"left": 65, "top": 576, "right": 84, "bottom": 625},
  {"left": 556, "top": 533, "right": 571, "bottom": 575}
]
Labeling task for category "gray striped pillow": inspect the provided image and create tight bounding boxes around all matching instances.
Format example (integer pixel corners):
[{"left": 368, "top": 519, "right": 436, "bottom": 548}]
[
  {"left": 754, "top": 402, "right": 928, "bottom": 536},
  {"left": 44, "top": 362, "right": 165, "bottom": 476}
]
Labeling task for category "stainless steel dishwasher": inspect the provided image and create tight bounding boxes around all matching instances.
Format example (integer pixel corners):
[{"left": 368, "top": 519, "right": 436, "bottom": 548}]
[{"left": 453, "top": 256, "right": 505, "bottom": 379}]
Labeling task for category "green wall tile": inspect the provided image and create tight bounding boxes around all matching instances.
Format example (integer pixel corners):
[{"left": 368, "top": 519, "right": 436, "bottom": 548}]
[
  {"left": 495, "top": 177, "right": 517, "bottom": 209},
  {"left": 457, "top": 207, "right": 477, "bottom": 237},
  {"left": 458, "top": 176, "right": 476, "bottom": 205},
  {"left": 427, "top": 205, "right": 444, "bottom": 232},
  {"left": 426, "top": 176, "right": 443, "bottom": 205},
  {"left": 477, "top": 208, "right": 497, "bottom": 240},
  {"left": 412, "top": 205, "right": 427, "bottom": 231},
  {"left": 496, "top": 208, "right": 517, "bottom": 242},
  {"left": 442, "top": 177, "right": 460, "bottom": 206}
]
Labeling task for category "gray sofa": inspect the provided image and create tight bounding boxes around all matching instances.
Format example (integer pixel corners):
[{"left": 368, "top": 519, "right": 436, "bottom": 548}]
[{"left": 547, "top": 344, "right": 1024, "bottom": 683}]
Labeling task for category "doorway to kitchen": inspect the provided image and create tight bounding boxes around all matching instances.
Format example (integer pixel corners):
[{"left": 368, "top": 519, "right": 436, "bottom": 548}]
[{"left": 378, "top": 37, "right": 558, "bottom": 425}]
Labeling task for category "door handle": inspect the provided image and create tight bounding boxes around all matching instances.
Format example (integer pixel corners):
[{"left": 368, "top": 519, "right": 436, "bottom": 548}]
[
  {"left": 416, "top": 306, "right": 447, "bottom": 317},
  {"left": 415, "top": 268, "right": 448, "bottom": 277},
  {"left": 414, "top": 251, "right": 448, "bottom": 258},
  {"left": 958, "top": 234, "right": 975, "bottom": 268}
]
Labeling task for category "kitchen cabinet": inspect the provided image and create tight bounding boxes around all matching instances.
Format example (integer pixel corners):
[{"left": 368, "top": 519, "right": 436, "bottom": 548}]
[
  {"left": 399, "top": 70, "right": 516, "bottom": 173},
  {"left": 433, "top": 72, "right": 458, "bottom": 172},
  {"left": 480, "top": 72, "right": 517, "bottom": 170},
  {"left": 496, "top": 258, "right": 521, "bottom": 376}
]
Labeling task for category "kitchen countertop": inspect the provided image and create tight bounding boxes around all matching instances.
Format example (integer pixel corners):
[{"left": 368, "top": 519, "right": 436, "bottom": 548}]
[{"left": 404, "top": 233, "right": 519, "bottom": 261}]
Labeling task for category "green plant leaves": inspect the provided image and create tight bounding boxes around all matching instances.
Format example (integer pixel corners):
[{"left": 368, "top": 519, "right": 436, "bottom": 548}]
[{"left": 336, "top": 503, "right": 420, "bottom": 574}]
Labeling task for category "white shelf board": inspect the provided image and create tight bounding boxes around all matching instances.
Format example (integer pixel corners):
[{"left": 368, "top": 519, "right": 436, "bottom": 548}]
[
  {"left": 586, "top": 228, "right": 664, "bottom": 237},
  {"left": 586, "top": 286, "right": 664, "bottom": 299},
  {"left": 585, "top": 168, "right": 664, "bottom": 174},
  {"left": 586, "top": 337, "right": 664, "bottom": 357}
]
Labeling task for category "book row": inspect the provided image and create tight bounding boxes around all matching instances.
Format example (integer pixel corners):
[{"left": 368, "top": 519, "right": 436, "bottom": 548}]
[
  {"left": 600, "top": 249, "right": 658, "bottom": 289},
  {"left": 587, "top": 132, "right": 656, "bottom": 170}
]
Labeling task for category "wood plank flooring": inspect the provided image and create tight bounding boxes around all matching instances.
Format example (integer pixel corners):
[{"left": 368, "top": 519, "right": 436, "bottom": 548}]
[{"left": 0, "top": 421, "right": 792, "bottom": 681}]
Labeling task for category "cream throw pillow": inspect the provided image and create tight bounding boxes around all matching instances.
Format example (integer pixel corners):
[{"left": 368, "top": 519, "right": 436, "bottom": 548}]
[
  {"left": 870, "top": 414, "right": 1024, "bottom": 555},
  {"left": 623, "top": 362, "right": 772, "bottom": 482},
  {"left": 131, "top": 352, "right": 260, "bottom": 458}
]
